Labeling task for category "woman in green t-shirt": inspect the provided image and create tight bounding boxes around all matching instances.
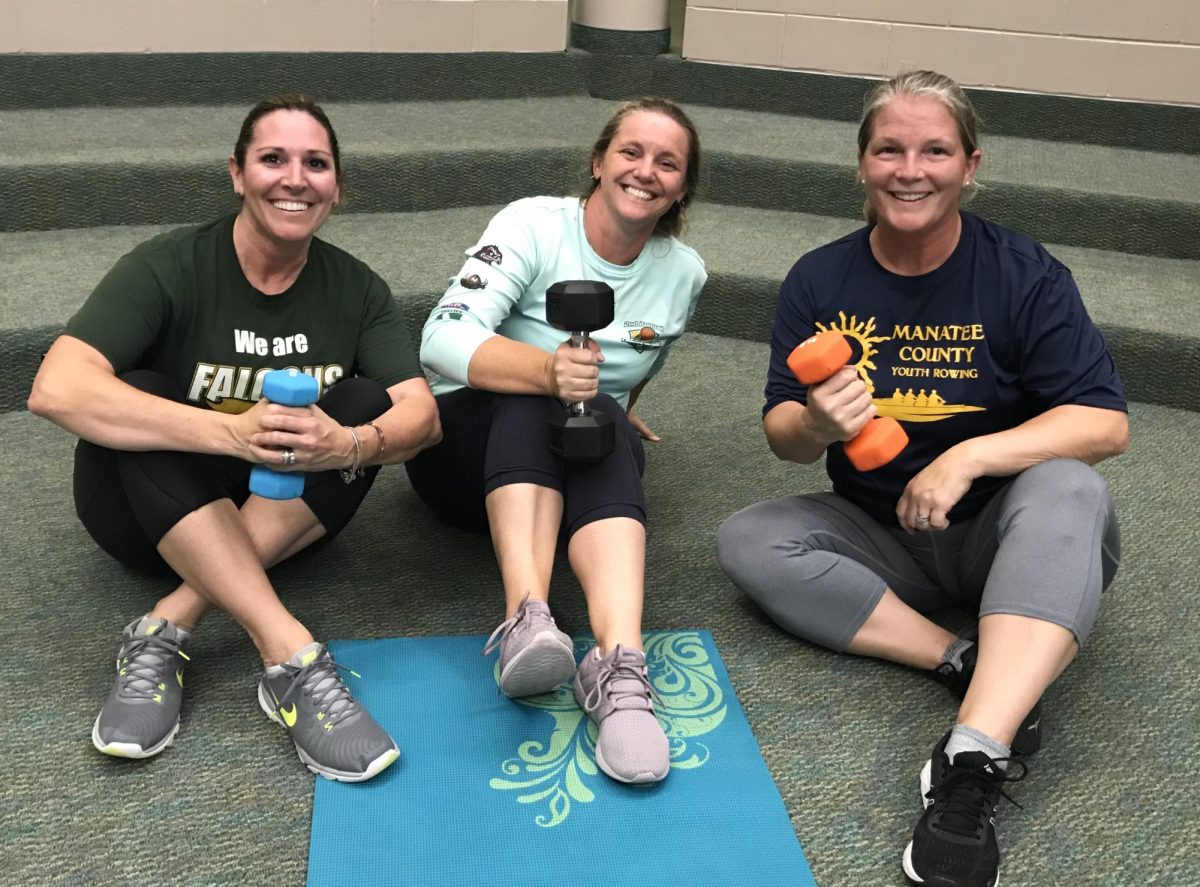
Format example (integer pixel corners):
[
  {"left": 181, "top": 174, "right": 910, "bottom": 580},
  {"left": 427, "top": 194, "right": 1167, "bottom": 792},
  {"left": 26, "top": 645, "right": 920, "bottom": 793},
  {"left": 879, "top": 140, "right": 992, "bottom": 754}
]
[{"left": 28, "top": 94, "right": 441, "bottom": 783}]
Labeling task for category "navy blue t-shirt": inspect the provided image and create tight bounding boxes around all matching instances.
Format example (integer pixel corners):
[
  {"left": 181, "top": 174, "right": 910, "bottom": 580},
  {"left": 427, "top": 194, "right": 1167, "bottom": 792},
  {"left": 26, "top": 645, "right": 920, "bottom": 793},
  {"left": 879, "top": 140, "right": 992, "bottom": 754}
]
[{"left": 765, "top": 212, "right": 1126, "bottom": 527}]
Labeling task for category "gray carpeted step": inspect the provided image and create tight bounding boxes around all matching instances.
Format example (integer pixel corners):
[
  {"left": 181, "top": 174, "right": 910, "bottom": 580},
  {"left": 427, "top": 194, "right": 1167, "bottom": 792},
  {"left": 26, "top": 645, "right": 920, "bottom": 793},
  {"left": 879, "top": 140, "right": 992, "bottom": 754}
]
[
  {"left": 4, "top": 205, "right": 1196, "bottom": 413},
  {"left": 5, "top": 52, "right": 1197, "bottom": 157},
  {"left": 3, "top": 98, "right": 1197, "bottom": 260},
  {"left": 3, "top": 332, "right": 1197, "bottom": 886}
]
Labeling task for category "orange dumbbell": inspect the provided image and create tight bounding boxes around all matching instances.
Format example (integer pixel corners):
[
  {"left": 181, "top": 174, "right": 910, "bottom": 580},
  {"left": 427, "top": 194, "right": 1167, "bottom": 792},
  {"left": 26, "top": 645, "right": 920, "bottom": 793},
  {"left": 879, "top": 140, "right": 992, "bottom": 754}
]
[{"left": 787, "top": 330, "right": 908, "bottom": 471}]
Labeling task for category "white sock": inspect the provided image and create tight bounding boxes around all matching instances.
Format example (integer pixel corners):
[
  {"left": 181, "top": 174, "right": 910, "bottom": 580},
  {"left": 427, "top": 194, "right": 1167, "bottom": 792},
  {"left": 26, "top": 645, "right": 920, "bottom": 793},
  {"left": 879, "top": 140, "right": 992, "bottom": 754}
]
[{"left": 945, "top": 724, "right": 1010, "bottom": 770}]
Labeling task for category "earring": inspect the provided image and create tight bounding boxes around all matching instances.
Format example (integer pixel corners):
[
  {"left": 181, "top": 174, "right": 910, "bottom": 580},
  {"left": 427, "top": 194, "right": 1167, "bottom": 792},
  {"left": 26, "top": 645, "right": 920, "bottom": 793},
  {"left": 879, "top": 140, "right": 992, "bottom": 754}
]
[{"left": 964, "top": 179, "right": 972, "bottom": 186}]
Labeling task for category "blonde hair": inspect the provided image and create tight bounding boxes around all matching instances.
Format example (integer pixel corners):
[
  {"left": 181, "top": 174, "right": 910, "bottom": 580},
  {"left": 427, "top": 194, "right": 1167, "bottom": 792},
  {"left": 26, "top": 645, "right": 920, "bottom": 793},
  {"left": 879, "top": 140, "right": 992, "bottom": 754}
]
[{"left": 857, "top": 71, "right": 982, "bottom": 223}]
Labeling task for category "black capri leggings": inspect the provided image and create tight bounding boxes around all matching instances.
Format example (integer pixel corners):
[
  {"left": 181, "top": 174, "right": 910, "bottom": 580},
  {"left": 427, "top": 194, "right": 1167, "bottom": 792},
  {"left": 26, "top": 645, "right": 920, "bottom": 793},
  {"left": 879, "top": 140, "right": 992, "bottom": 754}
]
[
  {"left": 73, "top": 370, "right": 391, "bottom": 577},
  {"left": 405, "top": 388, "right": 646, "bottom": 539}
]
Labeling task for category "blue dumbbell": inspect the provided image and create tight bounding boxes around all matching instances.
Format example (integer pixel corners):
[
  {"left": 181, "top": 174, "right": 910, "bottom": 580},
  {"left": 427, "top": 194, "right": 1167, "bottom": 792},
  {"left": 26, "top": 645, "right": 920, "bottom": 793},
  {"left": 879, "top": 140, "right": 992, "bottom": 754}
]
[{"left": 248, "top": 369, "right": 320, "bottom": 500}]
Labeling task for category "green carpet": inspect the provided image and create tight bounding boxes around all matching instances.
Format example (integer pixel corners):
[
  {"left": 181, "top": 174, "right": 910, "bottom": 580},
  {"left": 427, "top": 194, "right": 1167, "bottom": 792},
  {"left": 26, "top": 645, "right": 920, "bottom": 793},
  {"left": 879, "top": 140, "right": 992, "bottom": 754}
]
[
  {"left": 2, "top": 49, "right": 1197, "bottom": 886},
  {"left": 3, "top": 335, "right": 1198, "bottom": 885}
]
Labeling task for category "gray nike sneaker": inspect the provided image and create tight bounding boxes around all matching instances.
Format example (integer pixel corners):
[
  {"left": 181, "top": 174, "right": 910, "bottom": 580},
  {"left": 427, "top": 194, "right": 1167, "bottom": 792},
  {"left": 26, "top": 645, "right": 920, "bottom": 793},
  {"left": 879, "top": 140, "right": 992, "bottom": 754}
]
[
  {"left": 92, "top": 616, "right": 191, "bottom": 759},
  {"left": 258, "top": 642, "right": 399, "bottom": 782},
  {"left": 574, "top": 644, "right": 670, "bottom": 784},
  {"left": 482, "top": 595, "right": 576, "bottom": 697}
]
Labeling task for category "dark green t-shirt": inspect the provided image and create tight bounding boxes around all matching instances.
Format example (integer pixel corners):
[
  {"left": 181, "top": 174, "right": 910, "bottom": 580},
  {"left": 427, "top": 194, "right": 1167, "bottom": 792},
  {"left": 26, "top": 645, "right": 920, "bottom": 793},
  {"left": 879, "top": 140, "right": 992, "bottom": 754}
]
[{"left": 66, "top": 215, "right": 420, "bottom": 414}]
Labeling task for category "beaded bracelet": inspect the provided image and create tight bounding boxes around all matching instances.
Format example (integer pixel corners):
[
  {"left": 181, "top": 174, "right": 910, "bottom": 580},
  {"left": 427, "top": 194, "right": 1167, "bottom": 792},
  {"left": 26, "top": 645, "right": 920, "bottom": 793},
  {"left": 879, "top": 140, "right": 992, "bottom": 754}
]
[{"left": 368, "top": 421, "right": 386, "bottom": 462}]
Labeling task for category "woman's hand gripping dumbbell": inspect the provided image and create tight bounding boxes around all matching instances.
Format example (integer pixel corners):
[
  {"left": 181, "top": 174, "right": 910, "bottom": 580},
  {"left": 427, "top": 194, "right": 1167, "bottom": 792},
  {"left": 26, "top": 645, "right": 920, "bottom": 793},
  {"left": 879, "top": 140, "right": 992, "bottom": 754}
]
[
  {"left": 787, "top": 330, "right": 907, "bottom": 471},
  {"left": 248, "top": 368, "right": 320, "bottom": 499},
  {"left": 545, "top": 280, "right": 616, "bottom": 462}
]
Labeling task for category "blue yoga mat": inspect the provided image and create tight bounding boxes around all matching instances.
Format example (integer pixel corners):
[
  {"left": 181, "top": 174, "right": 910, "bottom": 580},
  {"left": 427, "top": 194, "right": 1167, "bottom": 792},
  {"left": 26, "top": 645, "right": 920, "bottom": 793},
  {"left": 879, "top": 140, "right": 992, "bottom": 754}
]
[{"left": 309, "top": 630, "right": 815, "bottom": 887}]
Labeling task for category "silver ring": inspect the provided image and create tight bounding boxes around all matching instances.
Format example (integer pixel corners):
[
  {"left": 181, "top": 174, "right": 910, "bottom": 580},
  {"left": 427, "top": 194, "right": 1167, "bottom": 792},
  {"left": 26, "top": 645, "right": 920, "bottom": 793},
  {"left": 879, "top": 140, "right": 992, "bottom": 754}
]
[
  {"left": 281, "top": 448, "right": 296, "bottom": 466},
  {"left": 917, "top": 514, "right": 930, "bottom": 525}
]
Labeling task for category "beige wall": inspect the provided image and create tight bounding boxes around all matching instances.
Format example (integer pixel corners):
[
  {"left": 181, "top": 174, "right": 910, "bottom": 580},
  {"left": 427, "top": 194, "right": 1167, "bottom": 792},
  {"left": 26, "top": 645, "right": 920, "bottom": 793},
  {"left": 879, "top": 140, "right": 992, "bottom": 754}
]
[
  {"left": 683, "top": 0, "right": 1200, "bottom": 105},
  {"left": 0, "top": 0, "right": 568, "bottom": 53}
]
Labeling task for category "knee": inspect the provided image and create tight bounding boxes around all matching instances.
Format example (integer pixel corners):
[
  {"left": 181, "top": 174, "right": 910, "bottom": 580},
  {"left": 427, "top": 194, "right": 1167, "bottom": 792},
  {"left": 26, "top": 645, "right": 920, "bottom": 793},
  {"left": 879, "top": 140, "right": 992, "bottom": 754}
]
[
  {"left": 717, "top": 502, "right": 786, "bottom": 593},
  {"left": 319, "top": 376, "right": 391, "bottom": 425},
  {"left": 1023, "top": 459, "right": 1113, "bottom": 515},
  {"left": 589, "top": 394, "right": 642, "bottom": 464},
  {"left": 589, "top": 393, "right": 631, "bottom": 428}
]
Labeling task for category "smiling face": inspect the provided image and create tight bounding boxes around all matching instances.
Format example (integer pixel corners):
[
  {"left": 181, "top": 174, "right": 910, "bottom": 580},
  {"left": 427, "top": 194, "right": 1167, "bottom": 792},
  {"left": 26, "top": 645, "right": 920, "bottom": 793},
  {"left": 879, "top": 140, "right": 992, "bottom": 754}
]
[
  {"left": 589, "top": 110, "right": 690, "bottom": 236},
  {"left": 858, "top": 94, "right": 981, "bottom": 243},
  {"left": 228, "top": 109, "right": 340, "bottom": 248}
]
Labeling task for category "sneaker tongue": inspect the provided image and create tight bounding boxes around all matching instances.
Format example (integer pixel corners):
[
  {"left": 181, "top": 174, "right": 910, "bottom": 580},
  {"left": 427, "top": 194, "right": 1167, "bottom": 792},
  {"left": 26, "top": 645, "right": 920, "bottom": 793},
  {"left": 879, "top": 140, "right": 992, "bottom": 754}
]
[
  {"left": 132, "top": 616, "right": 179, "bottom": 641},
  {"left": 603, "top": 646, "right": 652, "bottom": 706},
  {"left": 952, "top": 750, "right": 1004, "bottom": 775},
  {"left": 608, "top": 644, "right": 644, "bottom": 665},
  {"left": 286, "top": 642, "right": 324, "bottom": 668}
]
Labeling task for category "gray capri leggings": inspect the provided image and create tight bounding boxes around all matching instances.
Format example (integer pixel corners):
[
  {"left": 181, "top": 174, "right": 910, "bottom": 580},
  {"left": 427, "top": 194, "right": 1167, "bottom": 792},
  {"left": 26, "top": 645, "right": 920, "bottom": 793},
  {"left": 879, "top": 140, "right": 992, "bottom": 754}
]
[{"left": 717, "top": 459, "right": 1120, "bottom": 651}]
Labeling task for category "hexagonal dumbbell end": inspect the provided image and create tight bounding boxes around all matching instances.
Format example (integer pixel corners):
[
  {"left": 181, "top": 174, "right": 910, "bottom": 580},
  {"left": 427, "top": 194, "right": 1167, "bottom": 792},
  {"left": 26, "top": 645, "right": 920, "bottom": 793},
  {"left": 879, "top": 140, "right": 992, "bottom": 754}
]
[
  {"left": 260, "top": 367, "right": 320, "bottom": 407},
  {"left": 546, "top": 280, "right": 615, "bottom": 332},
  {"left": 549, "top": 411, "right": 616, "bottom": 462}
]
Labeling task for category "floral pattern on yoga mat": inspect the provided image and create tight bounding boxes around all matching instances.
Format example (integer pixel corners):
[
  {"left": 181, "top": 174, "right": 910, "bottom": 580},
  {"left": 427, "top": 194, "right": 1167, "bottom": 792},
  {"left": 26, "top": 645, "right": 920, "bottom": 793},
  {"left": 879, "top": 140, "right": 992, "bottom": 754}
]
[{"left": 489, "top": 630, "right": 727, "bottom": 827}]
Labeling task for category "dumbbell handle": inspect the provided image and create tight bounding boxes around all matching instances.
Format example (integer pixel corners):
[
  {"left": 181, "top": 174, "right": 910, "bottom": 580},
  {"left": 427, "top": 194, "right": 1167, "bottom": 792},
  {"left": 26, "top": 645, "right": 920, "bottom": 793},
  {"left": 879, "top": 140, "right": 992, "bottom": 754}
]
[{"left": 566, "top": 330, "right": 592, "bottom": 418}]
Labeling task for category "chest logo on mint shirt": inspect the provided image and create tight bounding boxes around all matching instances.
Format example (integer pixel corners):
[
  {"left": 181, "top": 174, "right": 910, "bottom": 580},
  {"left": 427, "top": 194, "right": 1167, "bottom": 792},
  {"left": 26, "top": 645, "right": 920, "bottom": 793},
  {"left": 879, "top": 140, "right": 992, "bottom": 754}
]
[
  {"left": 624, "top": 321, "right": 665, "bottom": 353},
  {"left": 816, "top": 313, "right": 985, "bottom": 424}
]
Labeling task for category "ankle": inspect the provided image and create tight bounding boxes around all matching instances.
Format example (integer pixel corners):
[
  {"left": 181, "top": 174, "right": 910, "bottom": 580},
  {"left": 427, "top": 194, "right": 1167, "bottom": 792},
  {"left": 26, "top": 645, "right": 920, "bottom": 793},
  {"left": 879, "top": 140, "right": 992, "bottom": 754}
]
[
  {"left": 258, "top": 630, "right": 316, "bottom": 668},
  {"left": 946, "top": 723, "right": 1011, "bottom": 768},
  {"left": 595, "top": 634, "right": 643, "bottom": 656},
  {"left": 939, "top": 637, "right": 974, "bottom": 672},
  {"left": 147, "top": 608, "right": 198, "bottom": 634},
  {"left": 505, "top": 590, "right": 549, "bottom": 618}
]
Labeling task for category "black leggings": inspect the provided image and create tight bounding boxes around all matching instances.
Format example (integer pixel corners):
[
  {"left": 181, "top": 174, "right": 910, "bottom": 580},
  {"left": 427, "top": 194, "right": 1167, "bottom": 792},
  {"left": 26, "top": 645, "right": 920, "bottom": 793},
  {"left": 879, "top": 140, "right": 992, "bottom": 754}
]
[
  {"left": 73, "top": 370, "right": 391, "bottom": 577},
  {"left": 405, "top": 388, "right": 646, "bottom": 539}
]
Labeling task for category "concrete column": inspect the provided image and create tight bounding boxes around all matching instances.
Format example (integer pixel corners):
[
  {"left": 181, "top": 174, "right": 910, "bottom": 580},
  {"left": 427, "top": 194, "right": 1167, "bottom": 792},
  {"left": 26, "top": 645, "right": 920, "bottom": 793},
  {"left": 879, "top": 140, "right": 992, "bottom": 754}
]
[
  {"left": 573, "top": 0, "right": 670, "bottom": 31},
  {"left": 571, "top": 0, "right": 671, "bottom": 54}
]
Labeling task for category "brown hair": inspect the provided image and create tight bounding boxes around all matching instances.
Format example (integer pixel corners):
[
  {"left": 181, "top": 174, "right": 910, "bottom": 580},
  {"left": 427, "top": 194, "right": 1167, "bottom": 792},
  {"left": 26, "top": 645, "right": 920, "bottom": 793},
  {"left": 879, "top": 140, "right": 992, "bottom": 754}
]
[
  {"left": 583, "top": 98, "right": 701, "bottom": 239},
  {"left": 857, "top": 71, "right": 982, "bottom": 223},
  {"left": 232, "top": 94, "right": 343, "bottom": 191}
]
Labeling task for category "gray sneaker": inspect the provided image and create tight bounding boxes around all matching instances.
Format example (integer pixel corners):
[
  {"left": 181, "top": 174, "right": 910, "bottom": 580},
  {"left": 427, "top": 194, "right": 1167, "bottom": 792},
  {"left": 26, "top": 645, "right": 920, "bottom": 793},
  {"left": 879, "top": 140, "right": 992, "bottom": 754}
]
[
  {"left": 92, "top": 616, "right": 191, "bottom": 759},
  {"left": 573, "top": 644, "right": 669, "bottom": 784},
  {"left": 482, "top": 595, "right": 576, "bottom": 697},
  {"left": 258, "top": 642, "right": 399, "bottom": 782}
]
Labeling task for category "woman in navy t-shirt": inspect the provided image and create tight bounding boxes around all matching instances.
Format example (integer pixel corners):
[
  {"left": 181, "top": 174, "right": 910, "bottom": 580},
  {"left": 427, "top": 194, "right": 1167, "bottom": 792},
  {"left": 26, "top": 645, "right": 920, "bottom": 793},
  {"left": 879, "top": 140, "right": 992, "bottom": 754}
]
[{"left": 718, "top": 71, "right": 1128, "bottom": 887}]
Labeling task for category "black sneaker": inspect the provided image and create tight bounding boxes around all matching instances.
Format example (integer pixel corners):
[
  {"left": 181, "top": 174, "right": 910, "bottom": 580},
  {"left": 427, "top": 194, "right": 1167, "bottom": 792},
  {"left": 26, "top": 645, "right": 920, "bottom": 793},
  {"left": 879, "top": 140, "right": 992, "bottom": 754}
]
[
  {"left": 933, "top": 642, "right": 1043, "bottom": 756},
  {"left": 902, "top": 732, "right": 1026, "bottom": 887}
]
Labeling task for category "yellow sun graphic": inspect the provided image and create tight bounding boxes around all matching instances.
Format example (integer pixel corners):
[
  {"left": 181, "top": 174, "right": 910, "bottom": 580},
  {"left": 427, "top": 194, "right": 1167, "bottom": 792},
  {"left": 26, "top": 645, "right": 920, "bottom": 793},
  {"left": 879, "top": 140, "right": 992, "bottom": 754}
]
[{"left": 816, "top": 312, "right": 890, "bottom": 394}]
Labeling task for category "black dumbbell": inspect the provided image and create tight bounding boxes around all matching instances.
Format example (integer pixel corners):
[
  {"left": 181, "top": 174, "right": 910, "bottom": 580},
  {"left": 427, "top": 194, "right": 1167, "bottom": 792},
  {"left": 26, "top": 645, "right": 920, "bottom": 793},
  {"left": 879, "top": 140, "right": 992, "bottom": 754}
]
[{"left": 545, "top": 280, "right": 615, "bottom": 462}]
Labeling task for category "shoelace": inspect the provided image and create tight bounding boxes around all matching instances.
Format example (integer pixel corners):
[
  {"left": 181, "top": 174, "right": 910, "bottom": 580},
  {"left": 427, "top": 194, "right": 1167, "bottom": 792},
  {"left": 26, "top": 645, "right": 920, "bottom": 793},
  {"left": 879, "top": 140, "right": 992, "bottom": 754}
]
[
  {"left": 583, "top": 651, "right": 659, "bottom": 714},
  {"left": 275, "top": 653, "right": 362, "bottom": 726},
  {"left": 118, "top": 632, "right": 188, "bottom": 700},
  {"left": 928, "top": 758, "right": 1028, "bottom": 839},
  {"left": 481, "top": 592, "right": 535, "bottom": 657}
]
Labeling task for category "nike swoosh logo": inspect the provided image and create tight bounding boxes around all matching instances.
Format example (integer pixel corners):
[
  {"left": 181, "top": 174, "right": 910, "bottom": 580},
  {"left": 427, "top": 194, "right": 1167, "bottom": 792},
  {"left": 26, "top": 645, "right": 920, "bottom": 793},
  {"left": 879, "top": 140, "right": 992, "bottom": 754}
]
[
  {"left": 280, "top": 704, "right": 297, "bottom": 728},
  {"left": 176, "top": 670, "right": 184, "bottom": 687}
]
